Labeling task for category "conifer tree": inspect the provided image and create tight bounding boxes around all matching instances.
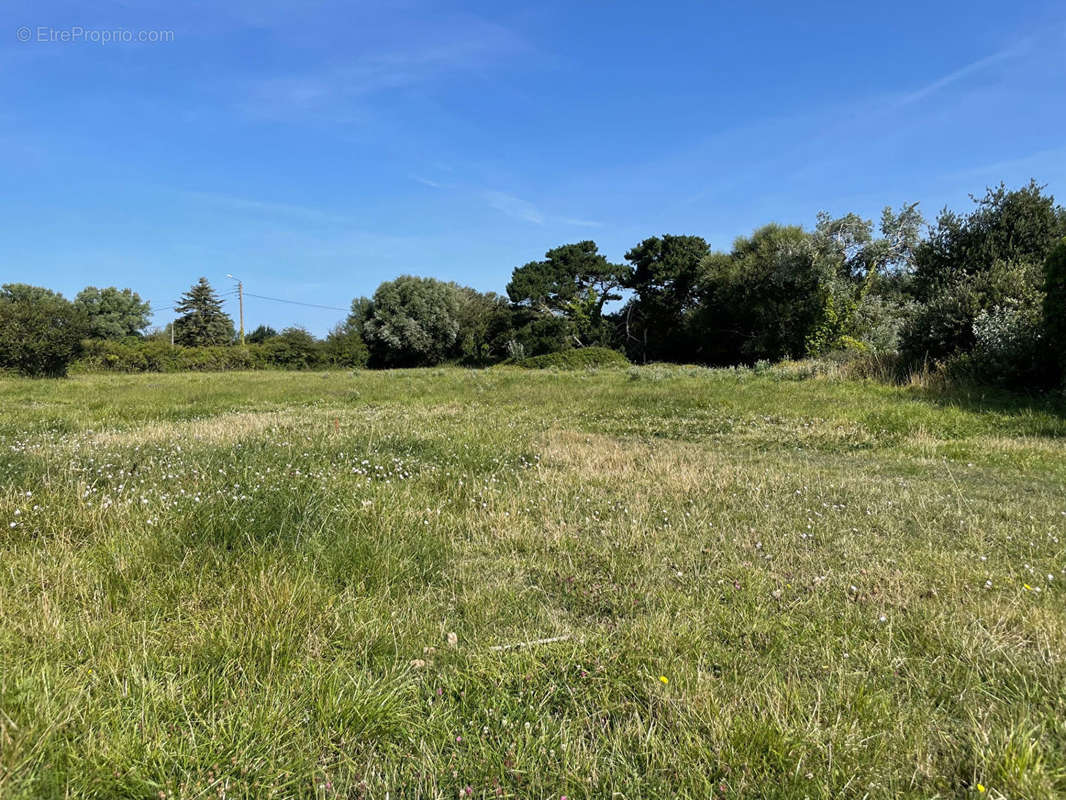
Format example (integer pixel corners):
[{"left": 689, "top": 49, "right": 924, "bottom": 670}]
[{"left": 174, "top": 277, "right": 234, "bottom": 346}]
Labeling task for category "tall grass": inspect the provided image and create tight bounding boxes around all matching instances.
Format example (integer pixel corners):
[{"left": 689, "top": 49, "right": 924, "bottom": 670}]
[{"left": 1, "top": 368, "right": 1064, "bottom": 798}]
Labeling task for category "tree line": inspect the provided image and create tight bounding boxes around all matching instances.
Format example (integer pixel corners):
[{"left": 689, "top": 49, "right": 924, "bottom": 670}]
[{"left": 2, "top": 179, "right": 1065, "bottom": 390}]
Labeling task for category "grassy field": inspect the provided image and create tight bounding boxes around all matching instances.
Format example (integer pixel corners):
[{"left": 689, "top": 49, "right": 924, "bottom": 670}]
[{"left": 1, "top": 366, "right": 1065, "bottom": 799}]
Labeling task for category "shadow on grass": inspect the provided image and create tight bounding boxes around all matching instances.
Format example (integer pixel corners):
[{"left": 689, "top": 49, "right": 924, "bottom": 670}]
[{"left": 914, "top": 382, "right": 1066, "bottom": 435}]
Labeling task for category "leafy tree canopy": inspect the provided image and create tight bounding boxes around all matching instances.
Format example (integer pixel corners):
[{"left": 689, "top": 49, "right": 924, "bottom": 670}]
[
  {"left": 453, "top": 288, "right": 513, "bottom": 366},
  {"left": 620, "top": 234, "right": 711, "bottom": 362},
  {"left": 803, "top": 204, "right": 924, "bottom": 355},
  {"left": 74, "top": 286, "right": 151, "bottom": 340},
  {"left": 363, "top": 276, "right": 462, "bottom": 367},
  {"left": 695, "top": 224, "right": 826, "bottom": 363},
  {"left": 625, "top": 234, "right": 711, "bottom": 307},
  {"left": 913, "top": 181, "right": 1066, "bottom": 299},
  {"left": 507, "top": 241, "right": 630, "bottom": 321},
  {"left": 344, "top": 297, "right": 373, "bottom": 337},
  {"left": 901, "top": 182, "right": 1065, "bottom": 365}
]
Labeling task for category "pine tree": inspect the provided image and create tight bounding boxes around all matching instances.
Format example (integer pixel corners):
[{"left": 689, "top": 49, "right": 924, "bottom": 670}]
[{"left": 174, "top": 278, "right": 235, "bottom": 346}]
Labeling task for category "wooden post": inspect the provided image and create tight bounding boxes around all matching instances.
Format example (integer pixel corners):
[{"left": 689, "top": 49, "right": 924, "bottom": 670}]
[{"left": 237, "top": 280, "right": 245, "bottom": 345}]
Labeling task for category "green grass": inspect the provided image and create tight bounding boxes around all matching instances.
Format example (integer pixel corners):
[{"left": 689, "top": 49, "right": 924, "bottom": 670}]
[
  {"left": 512, "top": 346, "right": 630, "bottom": 370},
  {"left": 1, "top": 365, "right": 1065, "bottom": 799}
]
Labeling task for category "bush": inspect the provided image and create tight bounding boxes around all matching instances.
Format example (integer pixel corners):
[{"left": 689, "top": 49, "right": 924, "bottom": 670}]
[
  {"left": 851, "top": 294, "right": 915, "bottom": 353},
  {"left": 514, "top": 346, "right": 629, "bottom": 370},
  {"left": 508, "top": 313, "right": 574, "bottom": 358},
  {"left": 258, "top": 327, "right": 322, "bottom": 369},
  {"left": 1045, "top": 238, "right": 1066, "bottom": 383},
  {"left": 320, "top": 324, "right": 369, "bottom": 368},
  {"left": 900, "top": 259, "right": 1044, "bottom": 366},
  {"left": 957, "top": 302, "right": 1051, "bottom": 388},
  {"left": 75, "top": 340, "right": 626, "bottom": 374},
  {"left": 75, "top": 340, "right": 260, "bottom": 373},
  {"left": 505, "top": 339, "right": 526, "bottom": 361},
  {"left": 176, "top": 345, "right": 256, "bottom": 372},
  {"left": 76, "top": 339, "right": 343, "bottom": 373},
  {"left": 0, "top": 284, "right": 88, "bottom": 377}
]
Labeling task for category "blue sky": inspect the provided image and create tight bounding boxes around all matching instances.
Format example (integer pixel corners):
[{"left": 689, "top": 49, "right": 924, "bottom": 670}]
[{"left": 3, "top": 0, "right": 1065, "bottom": 335}]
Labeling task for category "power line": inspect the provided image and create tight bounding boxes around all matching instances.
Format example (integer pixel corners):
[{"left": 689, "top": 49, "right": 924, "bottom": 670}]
[{"left": 242, "top": 292, "right": 349, "bottom": 312}]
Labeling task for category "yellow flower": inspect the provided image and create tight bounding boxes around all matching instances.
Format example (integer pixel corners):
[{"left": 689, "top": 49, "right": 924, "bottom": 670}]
[
  {"left": 976, "top": 784, "right": 986, "bottom": 793},
  {"left": 1024, "top": 584, "right": 1032, "bottom": 591},
  {"left": 659, "top": 675, "right": 669, "bottom": 684}
]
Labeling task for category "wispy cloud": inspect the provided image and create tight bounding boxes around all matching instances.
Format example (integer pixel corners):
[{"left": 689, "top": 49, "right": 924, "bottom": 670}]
[
  {"left": 183, "top": 190, "right": 348, "bottom": 224},
  {"left": 241, "top": 16, "right": 529, "bottom": 119},
  {"left": 894, "top": 42, "right": 1028, "bottom": 108},
  {"left": 483, "top": 190, "right": 604, "bottom": 228},
  {"left": 484, "top": 190, "right": 544, "bottom": 224},
  {"left": 942, "top": 144, "right": 1066, "bottom": 181},
  {"left": 410, "top": 175, "right": 444, "bottom": 189}
]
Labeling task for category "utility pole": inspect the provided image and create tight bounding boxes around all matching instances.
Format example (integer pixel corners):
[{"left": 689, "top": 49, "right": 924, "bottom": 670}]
[{"left": 227, "top": 274, "right": 245, "bottom": 345}]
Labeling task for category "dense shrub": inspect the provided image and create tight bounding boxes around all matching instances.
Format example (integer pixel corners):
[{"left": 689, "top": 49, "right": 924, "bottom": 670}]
[
  {"left": 174, "top": 345, "right": 256, "bottom": 372},
  {"left": 77, "top": 338, "right": 164, "bottom": 372},
  {"left": 850, "top": 294, "right": 915, "bottom": 353},
  {"left": 0, "top": 284, "right": 88, "bottom": 377},
  {"left": 901, "top": 259, "right": 1044, "bottom": 368},
  {"left": 76, "top": 340, "right": 255, "bottom": 372},
  {"left": 508, "top": 312, "right": 575, "bottom": 358},
  {"left": 899, "top": 280, "right": 983, "bottom": 366},
  {"left": 514, "top": 346, "right": 629, "bottom": 369},
  {"left": 1045, "top": 238, "right": 1066, "bottom": 384},
  {"left": 74, "top": 338, "right": 626, "bottom": 374},
  {"left": 75, "top": 337, "right": 367, "bottom": 373},
  {"left": 963, "top": 302, "right": 1049, "bottom": 387},
  {"left": 320, "top": 324, "right": 369, "bottom": 368},
  {"left": 258, "top": 327, "right": 320, "bottom": 369},
  {"left": 900, "top": 183, "right": 1066, "bottom": 389}
]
